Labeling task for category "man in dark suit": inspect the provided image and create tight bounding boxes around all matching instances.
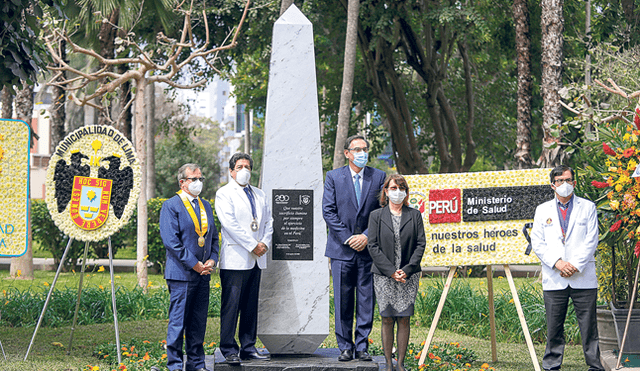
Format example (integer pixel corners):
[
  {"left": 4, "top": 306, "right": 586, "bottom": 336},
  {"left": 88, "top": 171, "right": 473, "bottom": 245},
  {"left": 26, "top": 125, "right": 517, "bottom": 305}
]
[
  {"left": 160, "top": 163, "right": 219, "bottom": 371},
  {"left": 322, "top": 135, "right": 386, "bottom": 362}
]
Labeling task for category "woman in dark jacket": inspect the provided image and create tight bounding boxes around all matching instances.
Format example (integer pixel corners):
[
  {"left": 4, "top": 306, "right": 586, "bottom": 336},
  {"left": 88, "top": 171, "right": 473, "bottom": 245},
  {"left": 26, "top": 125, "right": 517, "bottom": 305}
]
[{"left": 367, "top": 174, "right": 426, "bottom": 371}]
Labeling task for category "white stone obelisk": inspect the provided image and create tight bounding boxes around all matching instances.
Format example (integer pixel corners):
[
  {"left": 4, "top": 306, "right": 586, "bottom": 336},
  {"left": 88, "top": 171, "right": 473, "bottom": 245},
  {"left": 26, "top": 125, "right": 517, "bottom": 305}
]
[{"left": 258, "top": 4, "right": 329, "bottom": 354}]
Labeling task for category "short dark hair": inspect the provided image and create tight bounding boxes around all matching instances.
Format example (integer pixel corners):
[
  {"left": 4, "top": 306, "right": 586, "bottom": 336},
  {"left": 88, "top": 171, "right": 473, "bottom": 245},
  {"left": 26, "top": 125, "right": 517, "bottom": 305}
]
[
  {"left": 549, "top": 165, "right": 575, "bottom": 183},
  {"left": 343, "top": 135, "right": 370, "bottom": 150},
  {"left": 229, "top": 152, "right": 253, "bottom": 170},
  {"left": 379, "top": 174, "right": 410, "bottom": 207}
]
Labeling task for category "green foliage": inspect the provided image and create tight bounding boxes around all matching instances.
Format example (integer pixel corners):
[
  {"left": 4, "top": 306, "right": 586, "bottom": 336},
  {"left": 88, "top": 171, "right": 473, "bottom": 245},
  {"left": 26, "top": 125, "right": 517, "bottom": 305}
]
[
  {"left": 413, "top": 279, "right": 580, "bottom": 345},
  {"left": 0, "top": 283, "right": 221, "bottom": 328},
  {"left": 154, "top": 114, "right": 222, "bottom": 200},
  {"left": 0, "top": 0, "right": 62, "bottom": 91}
]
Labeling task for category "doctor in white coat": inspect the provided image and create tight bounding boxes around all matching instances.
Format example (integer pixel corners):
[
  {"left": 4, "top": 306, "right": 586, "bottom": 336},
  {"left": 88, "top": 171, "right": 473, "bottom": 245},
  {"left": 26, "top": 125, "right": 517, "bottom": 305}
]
[
  {"left": 215, "top": 152, "right": 273, "bottom": 365},
  {"left": 531, "top": 165, "right": 604, "bottom": 371}
]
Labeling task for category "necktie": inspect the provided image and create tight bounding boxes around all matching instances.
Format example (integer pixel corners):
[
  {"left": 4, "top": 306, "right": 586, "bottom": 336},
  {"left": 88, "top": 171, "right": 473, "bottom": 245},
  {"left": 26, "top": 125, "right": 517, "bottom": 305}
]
[
  {"left": 354, "top": 174, "right": 361, "bottom": 205},
  {"left": 243, "top": 187, "right": 257, "bottom": 219},
  {"left": 192, "top": 199, "right": 201, "bottom": 225}
]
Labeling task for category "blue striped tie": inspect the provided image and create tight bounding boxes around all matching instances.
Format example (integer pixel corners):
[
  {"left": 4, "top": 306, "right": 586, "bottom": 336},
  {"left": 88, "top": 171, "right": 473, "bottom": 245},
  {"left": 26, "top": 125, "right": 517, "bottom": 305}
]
[{"left": 354, "top": 174, "right": 361, "bottom": 205}]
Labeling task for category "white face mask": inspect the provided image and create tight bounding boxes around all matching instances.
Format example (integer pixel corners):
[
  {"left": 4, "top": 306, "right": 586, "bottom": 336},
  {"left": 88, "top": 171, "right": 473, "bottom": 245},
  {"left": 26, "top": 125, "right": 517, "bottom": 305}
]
[
  {"left": 235, "top": 168, "right": 251, "bottom": 186},
  {"left": 554, "top": 182, "right": 574, "bottom": 198},
  {"left": 188, "top": 180, "right": 203, "bottom": 196},
  {"left": 388, "top": 189, "right": 407, "bottom": 205}
]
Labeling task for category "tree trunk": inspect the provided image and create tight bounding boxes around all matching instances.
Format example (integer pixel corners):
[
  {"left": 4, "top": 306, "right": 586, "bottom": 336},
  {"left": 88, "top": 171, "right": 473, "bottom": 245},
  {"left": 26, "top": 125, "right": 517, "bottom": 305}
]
[
  {"left": 513, "top": 0, "right": 534, "bottom": 169},
  {"left": 458, "top": 40, "right": 477, "bottom": 172},
  {"left": 97, "top": 8, "right": 120, "bottom": 126},
  {"left": 280, "top": 0, "right": 294, "bottom": 15},
  {"left": 117, "top": 47, "right": 133, "bottom": 140},
  {"left": 333, "top": 0, "right": 359, "bottom": 170},
  {"left": 11, "top": 81, "right": 35, "bottom": 279},
  {"left": 357, "top": 25, "right": 429, "bottom": 175},
  {"left": 539, "top": 0, "right": 566, "bottom": 167},
  {"left": 1, "top": 87, "right": 13, "bottom": 118},
  {"left": 135, "top": 78, "right": 148, "bottom": 291},
  {"left": 50, "top": 39, "right": 67, "bottom": 148},
  {"left": 146, "top": 81, "right": 156, "bottom": 199}
]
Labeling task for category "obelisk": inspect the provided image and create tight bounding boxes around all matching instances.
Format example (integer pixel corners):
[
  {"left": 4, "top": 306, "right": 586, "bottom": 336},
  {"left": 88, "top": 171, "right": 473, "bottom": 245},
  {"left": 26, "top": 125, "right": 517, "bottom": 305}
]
[{"left": 258, "top": 4, "right": 329, "bottom": 354}]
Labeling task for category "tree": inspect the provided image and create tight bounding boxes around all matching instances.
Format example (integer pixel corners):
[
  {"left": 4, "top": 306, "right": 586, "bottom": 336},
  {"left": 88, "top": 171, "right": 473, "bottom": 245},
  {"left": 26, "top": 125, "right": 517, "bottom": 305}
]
[
  {"left": 332, "top": 0, "right": 360, "bottom": 170},
  {"left": 514, "top": 0, "right": 534, "bottom": 168},
  {"left": 0, "top": 0, "right": 62, "bottom": 91},
  {"left": 539, "top": 0, "right": 566, "bottom": 167},
  {"left": 44, "top": 0, "right": 250, "bottom": 289},
  {"left": 10, "top": 81, "right": 35, "bottom": 279}
]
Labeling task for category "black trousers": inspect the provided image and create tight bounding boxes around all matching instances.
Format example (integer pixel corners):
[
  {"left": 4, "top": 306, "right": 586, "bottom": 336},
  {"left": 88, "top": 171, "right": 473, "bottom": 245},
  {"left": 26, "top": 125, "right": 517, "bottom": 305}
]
[
  {"left": 219, "top": 265, "right": 261, "bottom": 357},
  {"left": 542, "top": 287, "right": 603, "bottom": 371}
]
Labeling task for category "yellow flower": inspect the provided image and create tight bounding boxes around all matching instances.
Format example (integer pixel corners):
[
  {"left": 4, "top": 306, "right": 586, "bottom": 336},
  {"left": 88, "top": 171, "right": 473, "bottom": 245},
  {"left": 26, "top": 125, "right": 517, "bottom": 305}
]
[
  {"left": 509, "top": 298, "right": 514, "bottom": 304},
  {"left": 481, "top": 363, "right": 490, "bottom": 369},
  {"left": 43, "top": 282, "right": 49, "bottom": 286},
  {"left": 97, "top": 266, "right": 105, "bottom": 272},
  {"left": 99, "top": 285, "right": 104, "bottom": 290},
  {"left": 629, "top": 159, "right": 638, "bottom": 171},
  {"left": 92, "top": 366, "right": 99, "bottom": 371},
  {"left": 616, "top": 184, "right": 624, "bottom": 192},
  {"left": 161, "top": 354, "right": 167, "bottom": 359},
  {"left": 147, "top": 281, "right": 153, "bottom": 288},
  {"left": 214, "top": 282, "right": 221, "bottom": 288},
  {"left": 611, "top": 200, "right": 620, "bottom": 210}
]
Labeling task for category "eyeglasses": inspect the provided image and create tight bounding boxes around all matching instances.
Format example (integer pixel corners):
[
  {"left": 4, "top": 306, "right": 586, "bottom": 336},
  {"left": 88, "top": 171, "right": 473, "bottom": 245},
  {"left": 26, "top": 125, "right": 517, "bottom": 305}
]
[
  {"left": 348, "top": 147, "right": 369, "bottom": 153},
  {"left": 553, "top": 178, "right": 573, "bottom": 185},
  {"left": 184, "top": 177, "right": 205, "bottom": 182}
]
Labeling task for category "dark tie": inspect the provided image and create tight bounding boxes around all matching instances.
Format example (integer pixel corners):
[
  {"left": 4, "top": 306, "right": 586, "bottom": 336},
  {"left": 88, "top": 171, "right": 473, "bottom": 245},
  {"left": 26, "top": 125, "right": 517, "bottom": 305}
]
[
  {"left": 354, "top": 174, "right": 361, "bottom": 205},
  {"left": 192, "top": 199, "right": 201, "bottom": 225},
  {"left": 243, "top": 187, "right": 257, "bottom": 218}
]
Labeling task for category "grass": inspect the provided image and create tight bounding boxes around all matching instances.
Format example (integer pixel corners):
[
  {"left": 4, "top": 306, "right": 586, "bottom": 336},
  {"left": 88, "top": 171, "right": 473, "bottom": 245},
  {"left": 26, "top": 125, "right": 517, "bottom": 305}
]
[{"left": 0, "top": 271, "right": 596, "bottom": 370}]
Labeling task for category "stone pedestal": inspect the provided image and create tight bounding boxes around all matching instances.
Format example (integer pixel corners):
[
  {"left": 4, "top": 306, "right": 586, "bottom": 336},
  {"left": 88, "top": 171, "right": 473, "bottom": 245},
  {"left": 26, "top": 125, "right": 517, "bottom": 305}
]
[{"left": 258, "top": 4, "right": 329, "bottom": 354}]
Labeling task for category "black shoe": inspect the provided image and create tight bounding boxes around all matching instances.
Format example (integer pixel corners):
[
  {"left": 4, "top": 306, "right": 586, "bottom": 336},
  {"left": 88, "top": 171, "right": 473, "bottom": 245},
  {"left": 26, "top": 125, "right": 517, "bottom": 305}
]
[
  {"left": 225, "top": 353, "right": 241, "bottom": 365},
  {"left": 338, "top": 349, "right": 353, "bottom": 361},
  {"left": 240, "top": 351, "right": 268, "bottom": 361},
  {"left": 355, "top": 350, "right": 372, "bottom": 361}
]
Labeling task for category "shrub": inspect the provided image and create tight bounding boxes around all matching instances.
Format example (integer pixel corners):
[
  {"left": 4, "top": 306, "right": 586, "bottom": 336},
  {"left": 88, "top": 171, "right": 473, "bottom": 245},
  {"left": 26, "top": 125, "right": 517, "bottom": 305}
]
[{"left": 0, "top": 284, "right": 221, "bottom": 328}]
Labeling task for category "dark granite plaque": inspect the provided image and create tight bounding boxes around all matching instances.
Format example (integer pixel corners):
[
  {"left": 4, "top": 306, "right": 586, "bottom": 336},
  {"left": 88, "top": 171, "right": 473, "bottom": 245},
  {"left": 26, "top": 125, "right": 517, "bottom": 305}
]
[
  {"left": 462, "top": 185, "right": 555, "bottom": 222},
  {"left": 272, "top": 189, "right": 313, "bottom": 261}
]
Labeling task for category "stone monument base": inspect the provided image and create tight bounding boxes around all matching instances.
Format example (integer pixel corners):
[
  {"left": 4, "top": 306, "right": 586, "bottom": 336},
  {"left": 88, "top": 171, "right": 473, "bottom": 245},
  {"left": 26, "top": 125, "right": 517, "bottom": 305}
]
[{"left": 212, "top": 348, "right": 383, "bottom": 370}]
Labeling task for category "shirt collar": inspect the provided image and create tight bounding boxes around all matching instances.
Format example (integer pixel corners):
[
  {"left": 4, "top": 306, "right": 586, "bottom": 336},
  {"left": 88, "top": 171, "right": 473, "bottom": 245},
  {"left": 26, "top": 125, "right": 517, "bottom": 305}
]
[
  {"left": 556, "top": 195, "right": 574, "bottom": 209},
  {"left": 349, "top": 166, "right": 364, "bottom": 179},
  {"left": 183, "top": 191, "right": 197, "bottom": 203}
]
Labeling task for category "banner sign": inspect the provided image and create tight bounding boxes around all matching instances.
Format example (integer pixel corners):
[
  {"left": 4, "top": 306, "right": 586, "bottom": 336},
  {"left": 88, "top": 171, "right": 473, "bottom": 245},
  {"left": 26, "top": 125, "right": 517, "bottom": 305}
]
[
  {"left": 405, "top": 169, "right": 554, "bottom": 267},
  {"left": 0, "top": 119, "right": 31, "bottom": 257},
  {"left": 45, "top": 125, "right": 141, "bottom": 242}
]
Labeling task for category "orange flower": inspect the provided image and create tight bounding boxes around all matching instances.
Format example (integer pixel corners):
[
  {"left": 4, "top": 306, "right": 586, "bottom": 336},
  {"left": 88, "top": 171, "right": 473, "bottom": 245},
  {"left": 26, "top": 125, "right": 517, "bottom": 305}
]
[
  {"left": 369, "top": 338, "right": 373, "bottom": 344},
  {"left": 142, "top": 352, "right": 150, "bottom": 361},
  {"left": 481, "top": 363, "right": 490, "bottom": 369},
  {"left": 624, "top": 148, "right": 635, "bottom": 158},
  {"left": 428, "top": 353, "right": 435, "bottom": 359}
]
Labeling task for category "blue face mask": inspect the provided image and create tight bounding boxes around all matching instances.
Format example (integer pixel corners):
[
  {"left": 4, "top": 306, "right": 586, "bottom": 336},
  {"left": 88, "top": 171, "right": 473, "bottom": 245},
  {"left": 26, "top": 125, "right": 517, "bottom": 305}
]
[{"left": 352, "top": 152, "right": 369, "bottom": 168}]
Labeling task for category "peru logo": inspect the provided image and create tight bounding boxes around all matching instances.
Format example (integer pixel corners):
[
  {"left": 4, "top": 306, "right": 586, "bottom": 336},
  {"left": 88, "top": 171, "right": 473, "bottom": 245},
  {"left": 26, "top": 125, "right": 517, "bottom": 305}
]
[
  {"left": 408, "top": 191, "right": 427, "bottom": 217},
  {"left": 428, "top": 189, "right": 461, "bottom": 224},
  {"left": 69, "top": 176, "right": 113, "bottom": 230}
]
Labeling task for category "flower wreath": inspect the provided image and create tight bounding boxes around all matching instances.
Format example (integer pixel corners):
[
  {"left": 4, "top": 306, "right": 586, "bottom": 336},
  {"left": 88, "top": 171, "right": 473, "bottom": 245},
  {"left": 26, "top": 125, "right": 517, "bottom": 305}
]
[{"left": 45, "top": 125, "right": 141, "bottom": 242}]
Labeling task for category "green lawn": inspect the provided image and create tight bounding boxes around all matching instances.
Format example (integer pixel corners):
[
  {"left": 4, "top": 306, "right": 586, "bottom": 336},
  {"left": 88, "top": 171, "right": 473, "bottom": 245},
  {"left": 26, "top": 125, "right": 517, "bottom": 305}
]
[{"left": 0, "top": 271, "right": 594, "bottom": 371}]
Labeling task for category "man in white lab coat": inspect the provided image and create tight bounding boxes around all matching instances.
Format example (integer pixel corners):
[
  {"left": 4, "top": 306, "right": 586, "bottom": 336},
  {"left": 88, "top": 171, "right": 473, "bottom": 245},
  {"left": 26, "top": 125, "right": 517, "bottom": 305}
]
[
  {"left": 215, "top": 152, "right": 273, "bottom": 365},
  {"left": 531, "top": 165, "right": 604, "bottom": 371}
]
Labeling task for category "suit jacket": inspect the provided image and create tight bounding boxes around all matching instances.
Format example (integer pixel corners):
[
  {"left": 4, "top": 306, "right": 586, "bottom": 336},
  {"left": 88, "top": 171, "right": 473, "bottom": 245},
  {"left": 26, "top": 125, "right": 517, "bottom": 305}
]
[
  {"left": 323, "top": 165, "right": 387, "bottom": 261},
  {"left": 160, "top": 195, "right": 219, "bottom": 281},
  {"left": 531, "top": 195, "right": 599, "bottom": 290},
  {"left": 367, "top": 205, "right": 426, "bottom": 278},
  {"left": 215, "top": 180, "right": 273, "bottom": 270}
]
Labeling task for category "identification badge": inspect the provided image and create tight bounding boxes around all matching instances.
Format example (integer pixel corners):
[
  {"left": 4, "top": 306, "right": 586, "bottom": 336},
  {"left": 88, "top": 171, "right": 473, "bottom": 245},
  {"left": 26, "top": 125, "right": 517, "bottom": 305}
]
[{"left": 251, "top": 219, "right": 258, "bottom": 232}]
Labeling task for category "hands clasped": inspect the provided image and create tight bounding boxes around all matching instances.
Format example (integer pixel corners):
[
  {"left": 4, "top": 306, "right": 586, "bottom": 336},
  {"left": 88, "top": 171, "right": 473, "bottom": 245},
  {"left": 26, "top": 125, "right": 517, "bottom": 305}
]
[
  {"left": 252, "top": 242, "right": 268, "bottom": 257},
  {"left": 348, "top": 234, "right": 368, "bottom": 252},
  {"left": 392, "top": 269, "right": 407, "bottom": 283},
  {"left": 194, "top": 259, "right": 216, "bottom": 275},
  {"left": 555, "top": 259, "right": 577, "bottom": 278}
]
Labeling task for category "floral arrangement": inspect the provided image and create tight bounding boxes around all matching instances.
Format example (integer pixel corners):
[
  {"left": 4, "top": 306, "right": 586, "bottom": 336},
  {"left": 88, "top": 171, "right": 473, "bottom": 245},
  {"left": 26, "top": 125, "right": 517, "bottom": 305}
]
[
  {"left": 0, "top": 120, "right": 30, "bottom": 257},
  {"left": 45, "top": 126, "right": 141, "bottom": 242},
  {"left": 581, "top": 106, "right": 640, "bottom": 308}
]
